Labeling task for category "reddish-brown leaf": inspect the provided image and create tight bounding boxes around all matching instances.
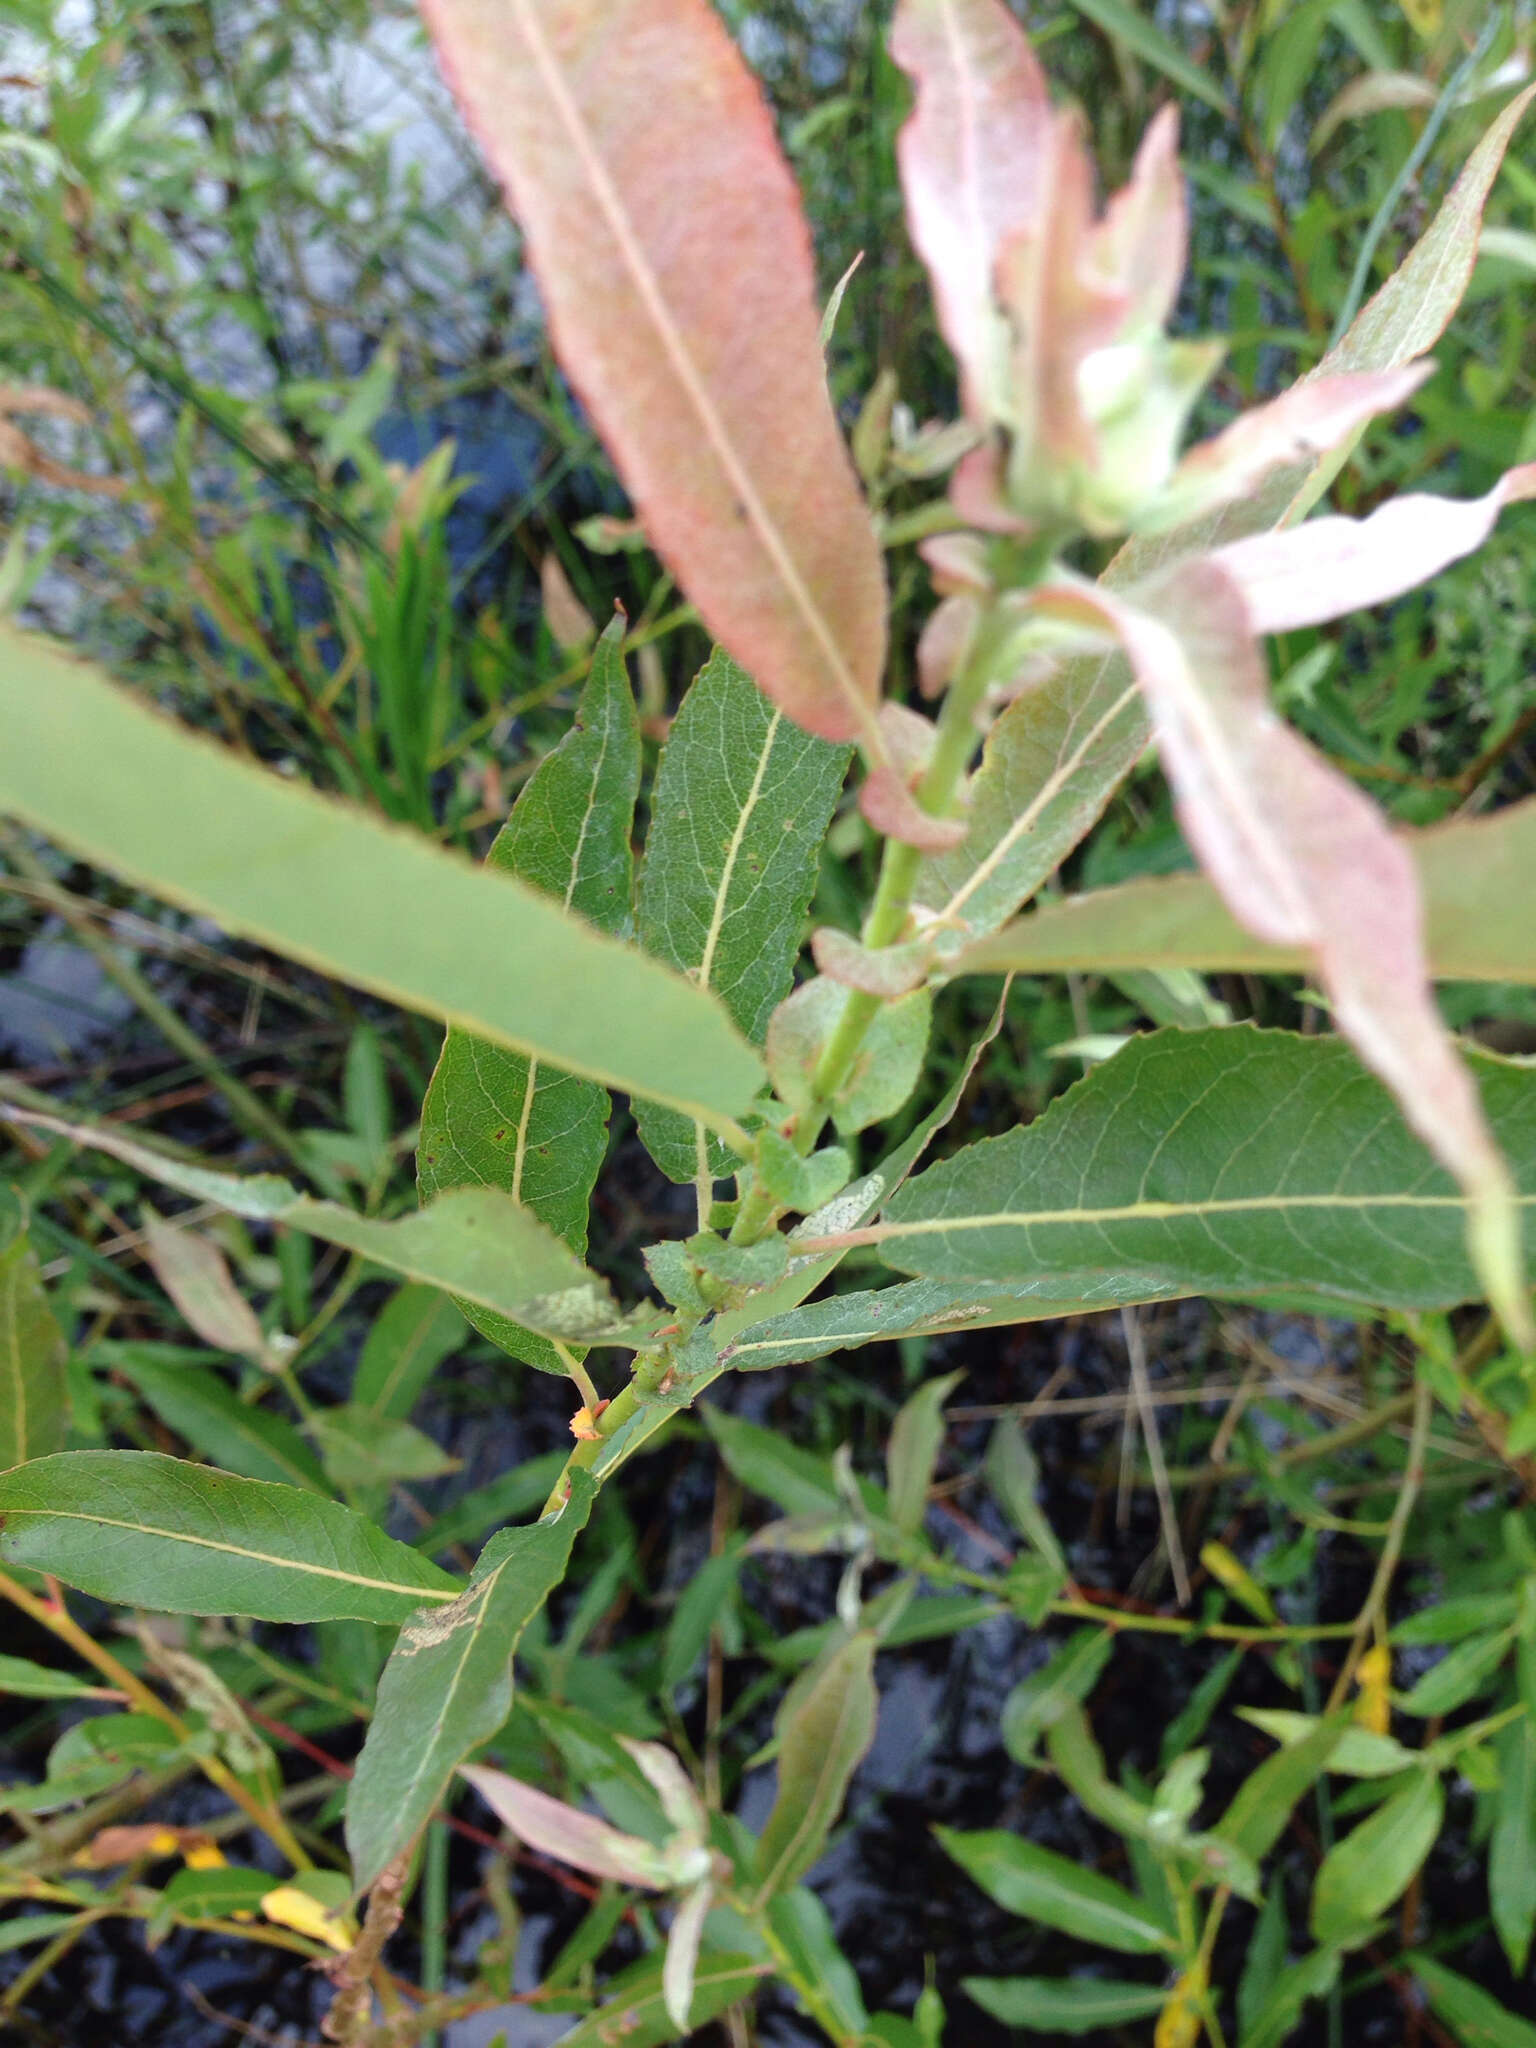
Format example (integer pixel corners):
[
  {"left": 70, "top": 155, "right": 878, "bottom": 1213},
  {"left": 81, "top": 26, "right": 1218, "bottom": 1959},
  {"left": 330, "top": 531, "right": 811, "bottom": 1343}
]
[{"left": 421, "top": 0, "right": 886, "bottom": 744}]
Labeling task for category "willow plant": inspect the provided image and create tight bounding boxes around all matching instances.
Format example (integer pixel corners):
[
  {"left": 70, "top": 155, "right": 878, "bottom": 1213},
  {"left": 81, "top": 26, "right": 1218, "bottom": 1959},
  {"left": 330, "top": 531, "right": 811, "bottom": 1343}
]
[{"left": 3, "top": 1, "right": 1536, "bottom": 2041}]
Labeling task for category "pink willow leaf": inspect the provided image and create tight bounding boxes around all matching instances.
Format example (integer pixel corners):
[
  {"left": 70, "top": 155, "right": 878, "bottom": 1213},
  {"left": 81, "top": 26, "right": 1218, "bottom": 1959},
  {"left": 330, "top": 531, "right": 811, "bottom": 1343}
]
[
  {"left": 812, "top": 927, "right": 933, "bottom": 997},
  {"left": 420, "top": 0, "right": 887, "bottom": 747},
  {"left": 889, "top": 0, "right": 1050, "bottom": 421},
  {"left": 857, "top": 702, "right": 969, "bottom": 851},
  {"left": 664, "top": 1882, "right": 713, "bottom": 2031},
  {"left": 1210, "top": 464, "right": 1536, "bottom": 633},
  {"left": 460, "top": 1763, "right": 670, "bottom": 1889},
  {"left": 1149, "top": 362, "right": 1435, "bottom": 535},
  {"left": 1033, "top": 566, "right": 1530, "bottom": 1348}
]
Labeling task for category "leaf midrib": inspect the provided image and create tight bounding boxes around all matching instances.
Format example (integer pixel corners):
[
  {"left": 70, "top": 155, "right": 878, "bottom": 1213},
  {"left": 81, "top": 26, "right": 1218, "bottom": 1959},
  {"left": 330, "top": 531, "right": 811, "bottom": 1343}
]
[
  {"left": 510, "top": 0, "right": 874, "bottom": 745},
  {"left": 805, "top": 1185, "right": 1536, "bottom": 1252},
  {"left": 1, "top": 1507, "right": 459, "bottom": 1601}
]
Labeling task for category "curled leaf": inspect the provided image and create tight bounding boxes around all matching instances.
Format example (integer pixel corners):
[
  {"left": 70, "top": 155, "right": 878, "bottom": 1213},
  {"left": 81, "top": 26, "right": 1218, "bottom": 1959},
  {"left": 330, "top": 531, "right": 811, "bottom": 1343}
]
[
  {"left": 812, "top": 928, "right": 933, "bottom": 998},
  {"left": 261, "top": 1882, "right": 355, "bottom": 1954},
  {"left": 1211, "top": 463, "right": 1536, "bottom": 633}
]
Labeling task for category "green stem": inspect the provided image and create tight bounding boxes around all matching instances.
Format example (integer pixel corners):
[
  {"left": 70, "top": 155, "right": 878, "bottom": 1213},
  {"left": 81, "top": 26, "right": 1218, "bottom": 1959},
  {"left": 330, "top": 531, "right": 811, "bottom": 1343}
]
[
  {"left": 538, "top": 1371, "right": 649, "bottom": 1517},
  {"left": 1326, "top": 1374, "right": 1434, "bottom": 1711},
  {"left": 786, "top": 633, "right": 999, "bottom": 1177},
  {"left": 745, "top": 1896, "right": 858, "bottom": 2046},
  {"left": 420, "top": 1821, "right": 448, "bottom": 2048}
]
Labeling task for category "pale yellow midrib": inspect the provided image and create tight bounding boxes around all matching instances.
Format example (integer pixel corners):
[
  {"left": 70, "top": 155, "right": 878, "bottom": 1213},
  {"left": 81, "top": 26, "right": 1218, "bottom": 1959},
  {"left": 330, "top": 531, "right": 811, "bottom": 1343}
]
[{"left": 810, "top": 1185, "right": 1536, "bottom": 1249}]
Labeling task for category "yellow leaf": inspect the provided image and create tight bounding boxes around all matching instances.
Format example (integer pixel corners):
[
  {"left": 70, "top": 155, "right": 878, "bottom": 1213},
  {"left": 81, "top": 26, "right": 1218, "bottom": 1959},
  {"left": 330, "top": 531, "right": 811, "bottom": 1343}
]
[
  {"left": 1199, "top": 1541, "right": 1277, "bottom": 1624},
  {"left": 184, "top": 1842, "right": 228, "bottom": 1871},
  {"left": 1155, "top": 1963, "right": 1207, "bottom": 2048},
  {"left": 1354, "top": 1643, "right": 1392, "bottom": 1735},
  {"left": 260, "top": 1885, "right": 355, "bottom": 1954}
]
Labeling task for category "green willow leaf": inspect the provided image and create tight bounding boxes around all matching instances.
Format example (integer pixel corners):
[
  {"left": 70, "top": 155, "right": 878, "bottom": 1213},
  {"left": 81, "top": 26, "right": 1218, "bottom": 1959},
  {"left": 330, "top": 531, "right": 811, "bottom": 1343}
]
[
  {"left": 1410, "top": 1957, "right": 1536, "bottom": 2048},
  {"left": 0, "top": 623, "right": 762, "bottom": 1136},
  {"left": 309, "top": 1407, "right": 458, "bottom": 1491},
  {"left": 936, "top": 1827, "right": 1173, "bottom": 1955},
  {"left": 957, "top": 798, "right": 1536, "bottom": 985},
  {"left": 720, "top": 1272, "right": 1186, "bottom": 1370},
  {"left": 1491, "top": 1713, "right": 1536, "bottom": 1974},
  {"left": 755, "top": 1632, "right": 878, "bottom": 1900},
  {"left": 886, "top": 1370, "right": 962, "bottom": 1536},
  {"left": 350, "top": 1284, "right": 466, "bottom": 1420},
  {"left": 963, "top": 1975, "right": 1167, "bottom": 2032},
  {"left": 635, "top": 649, "right": 849, "bottom": 1186},
  {"left": 0, "top": 1451, "right": 461, "bottom": 1623},
  {"left": 0, "top": 1219, "right": 67, "bottom": 1468},
  {"left": 1215, "top": 1713, "right": 1347, "bottom": 1866},
  {"left": 812, "top": 1029, "right": 1536, "bottom": 1314},
  {"left": 1237, "top": 1944, "right": 1349, "bottom": 2048},
  {"left": 0, "top": 1653, "right": 112, "bottom": 1702},
  {"left": 1310, "top": 1770, "right": 1444, "bottom": 1943},
  {"left": 347, "top": 1470, "right": 596, "bottom": 1889},
  {"left": 107, "top": 1351, "right": 326, "bottom": 1493},
  {"left": 912, "top": 94, "right": 1534, "bottom": 958},
  {"left": 420, "top": 620, "right": 639, "bottom": 1374},
  {"left": 551, "top": 1953, "right": 768, "bottom": 2048},
  {"left": 1065, "top": 0, "right": 1229, "bottom": 113},
  {"left": 9, "top": 1110, "right": 654, "bottom": 1347}
]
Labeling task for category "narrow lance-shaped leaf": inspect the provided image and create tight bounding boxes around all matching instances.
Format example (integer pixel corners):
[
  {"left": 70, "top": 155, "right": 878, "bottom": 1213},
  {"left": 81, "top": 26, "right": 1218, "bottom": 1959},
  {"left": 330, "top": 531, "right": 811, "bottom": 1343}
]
[
  {"left": 1210, "top": 464, "right": 1536, "bottom": 634},
  {"left": 1490, "top": 1711, "right": 1536, "bottom": 1975},
  {"left": 1285, "top": 80, "right": 1536, "bottom": 522},
  {"left": 1215, "top": 1714, "right": 1347, "bottom": 1866},
  {"left": 885, "top": 1370, "right": 963, "bottom": 1535},
  {"left": 0, "top": 624, "right": 763, "bottom": 1138},
  {"left": 1033, "top": 561, "right": 1530, "bottom": 1345},
  {"left": 1237, "top": 1946, "right": 1350, "bottom": 2048},
  {"left": 755, "top": 1632, "right": 878, "bottom": 1901},
  {"left": 346, "top": 1471, "right": 597, "bottom": 1889},
  {"left": 350, "top": 1284, "right": 466, "bottom": 1420},
  {"left": 420, "top": 618, "right": 639, "bottom": 1374},
  {"left": 955, "top": 796, "right": 1536, "bottom": 986},
  {"left": 721, "top": 1272, "right": 1188, "bottom": 1370},
  {"left": 1409, "top": 1956, "right": 1536, "bottom": 2048},
  {"left": 798, "top": 1027, "right": 1536, "bottom": 1318},
  {"left": 460, "top": 1760, "right": 676, "bottom": 1889},
  {"left": 935, "top": 1826, "right": 1173, "bottom": 1954},
  {"left": 1310, "top": 1770, "right": 1444, "bottom": 1942},
  {"left": 910, "top": 86, "right": 1536, "bottom": 954},
  {"left": 636, "top": 650, "right": 849, "bottom": 1187},
  {"left": 419, "top": 0, "right": 887, "bottom": 747},
  {"left": 888, "top": 0, "right": 1050, "bottom": 422},
  {"left": 0, "top": 1204, "right": 67, "bottom": 1468},
  {"left": 8, "top": 1109, "right": 653, "bottom": 1349},
  {"left": 140, "top": 1211, "right": 271, "bottom": 1366},
  {"left": 0, "top": 1451, "right": 461, "bottom": 1623},
  {"left": 963, "top": 1977, "right": 1167, "bottom": 2034},
  {"left": 107, "top": 1348, "right": 326, "bottom": 1492}
]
